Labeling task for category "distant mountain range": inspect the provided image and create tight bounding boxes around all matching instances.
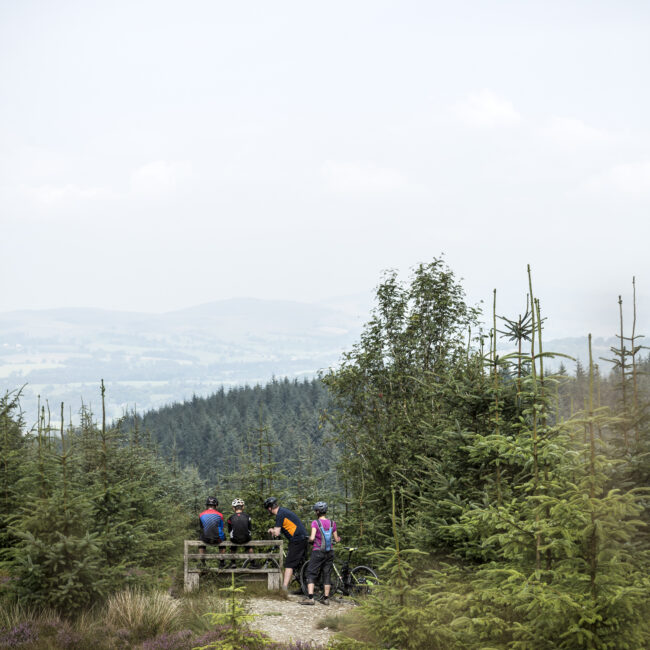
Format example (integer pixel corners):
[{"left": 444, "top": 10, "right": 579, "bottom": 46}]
[{"left": 0, "top": 295, "right": 628, "bottom": 424}]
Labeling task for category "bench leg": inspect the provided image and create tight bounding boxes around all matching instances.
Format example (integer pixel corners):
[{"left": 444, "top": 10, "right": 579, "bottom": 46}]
[
  {"left": 267, "top": 572, "right": 281, "bottom": 590},
  {"left": 185, "top": 572, "right": 199, "bottom": 593}
]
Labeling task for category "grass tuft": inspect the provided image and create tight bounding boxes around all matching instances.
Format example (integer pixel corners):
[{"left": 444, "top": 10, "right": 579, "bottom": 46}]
[
  {"left": 105, "top": 588, "right": 180, "bottom": 641},
  {"left": 315, "top": 613, "right": 345, "bottom": 631},
  {"left": 178, "top": 593, "right": 226, "bottom": 633}
]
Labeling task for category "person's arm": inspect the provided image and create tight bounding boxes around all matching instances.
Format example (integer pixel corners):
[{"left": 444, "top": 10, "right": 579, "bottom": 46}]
[
  {"left": 227, "top": 516, "right": 233, "bottom": 533},
  {"left": 333, "top": 521, "right": 341, "bottom": 544},
  {"left": 268, "top": 509, "right": 283, "bottom": 537},
  {"left": 309, "top": 521, "right": 317, "bottom": 544}
]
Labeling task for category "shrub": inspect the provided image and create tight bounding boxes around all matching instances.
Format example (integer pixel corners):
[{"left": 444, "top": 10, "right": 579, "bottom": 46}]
[
  {"left": 140, "top": 628, "right": 194, "bottom": 650},
  {"left": 0, "top": 621, "right": 39, "bottom": 647}
]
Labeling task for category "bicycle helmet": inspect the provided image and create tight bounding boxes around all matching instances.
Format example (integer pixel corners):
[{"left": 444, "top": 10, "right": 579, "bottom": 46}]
[
  {"left": 232, "top": 498, "right": 245, "bottom": 508},
  {"left": 313, "top": 501, "right": 328, "bottom": 514},
  {"left": 263, "top": 496, "right": 278, "bottom": 510},
  {"left": 205, "top": 496, "right": 219, "bottom": 508}
]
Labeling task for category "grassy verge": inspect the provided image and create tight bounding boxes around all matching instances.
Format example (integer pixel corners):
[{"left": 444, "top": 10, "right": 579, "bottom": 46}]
[{"left": 0, "top": 581, "right": 331, "bottom": 649}]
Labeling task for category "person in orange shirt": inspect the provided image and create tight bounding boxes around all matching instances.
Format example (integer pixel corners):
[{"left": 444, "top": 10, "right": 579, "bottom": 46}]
[{"left": 265, "top": 496, "right": 308, "bottom": 591}]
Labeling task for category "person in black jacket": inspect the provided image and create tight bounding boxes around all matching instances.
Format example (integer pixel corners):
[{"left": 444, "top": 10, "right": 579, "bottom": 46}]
[{"left": 227, "top": 498, "right": 256, "bottom": 568}]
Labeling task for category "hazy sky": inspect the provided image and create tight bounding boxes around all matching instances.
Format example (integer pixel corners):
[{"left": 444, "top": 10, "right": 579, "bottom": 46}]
[{"left": 2, "top": 1, "right": 649, "bottom": 339}]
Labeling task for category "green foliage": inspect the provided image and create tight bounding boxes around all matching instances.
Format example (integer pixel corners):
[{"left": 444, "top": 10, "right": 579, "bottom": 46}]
[
  {"left": 331, "top": 264, "right": 650, "bottom": 649},
  {"left": 198, "top": 573, "right": 271, "bottom": 649},
  {"left": 323, "top": 259, "right": 483, "bottom": 548},
  {"left": 346, "top": 491, "right": 439, "bottom": 649},
  {"left": 0, "top": 390, "right": 28, "bottom": 552},
  {"left": 1, "top": 387, "right": 205, "bottom": 614}
]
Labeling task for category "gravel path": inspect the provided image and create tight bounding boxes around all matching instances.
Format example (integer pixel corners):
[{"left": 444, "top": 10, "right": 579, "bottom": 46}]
[{"left": 247, "top": 594, "right": 355, "bottom": 645}]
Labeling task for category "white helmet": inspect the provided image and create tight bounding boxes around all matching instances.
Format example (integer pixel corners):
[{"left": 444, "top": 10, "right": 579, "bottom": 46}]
[{"left": 232, "top": 498, "right": 245, "bottom": 508}]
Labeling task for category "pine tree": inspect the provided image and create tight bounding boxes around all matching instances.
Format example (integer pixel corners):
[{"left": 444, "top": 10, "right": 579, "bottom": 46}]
[{"left": 0, "top": 391, "right": 28, "bottom": 553}]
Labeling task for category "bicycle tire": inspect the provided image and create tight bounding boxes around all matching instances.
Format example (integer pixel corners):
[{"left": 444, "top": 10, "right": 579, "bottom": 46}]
[
  {"left": 288, "top": 561, "right": 306, "bottom": 595},
  {"left": 347, "top": 565, "right": 379, "bottom": 596}
]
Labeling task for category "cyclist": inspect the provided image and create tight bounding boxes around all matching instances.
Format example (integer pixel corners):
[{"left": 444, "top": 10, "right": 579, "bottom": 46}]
[
  {"left": 227, "top": 497, "right": 256, "bottom": 568},
  {"left": 198, "top": 496, "right": 226, "bottom": 567},
  {"left": 264, "top": 496, "right": 308, "bottom": 592},
  {"left": 300, "top": 501, "right": 340, "bottom": 606}
]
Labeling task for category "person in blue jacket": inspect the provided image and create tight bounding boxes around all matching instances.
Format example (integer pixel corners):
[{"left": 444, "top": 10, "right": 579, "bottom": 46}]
[{"left": 199, "top": 496, "right": 226, "bottom": 567}]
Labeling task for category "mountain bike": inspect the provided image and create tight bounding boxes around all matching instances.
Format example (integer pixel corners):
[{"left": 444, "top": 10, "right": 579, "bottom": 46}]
[{"left": 300, "top": 546, "right": 379, "bottom": 600}]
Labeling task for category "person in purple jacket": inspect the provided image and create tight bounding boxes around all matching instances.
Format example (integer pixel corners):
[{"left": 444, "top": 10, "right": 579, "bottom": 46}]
[{"left": 300, "top": 501, "right": 341, "bottom": 606}]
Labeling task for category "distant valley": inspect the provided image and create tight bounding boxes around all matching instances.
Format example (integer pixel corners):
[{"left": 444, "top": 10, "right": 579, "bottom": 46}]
[
  {"left": 0, "top": 295, "right": 626, "bottom": 424},
  {"left": 0, "top": 297, "right": 370, "bottom": 422}
]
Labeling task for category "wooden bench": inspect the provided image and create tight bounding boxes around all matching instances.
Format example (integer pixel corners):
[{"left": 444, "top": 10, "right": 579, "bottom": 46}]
[{"left": 183, "top": 539, "right": 283, "bottom": 592}]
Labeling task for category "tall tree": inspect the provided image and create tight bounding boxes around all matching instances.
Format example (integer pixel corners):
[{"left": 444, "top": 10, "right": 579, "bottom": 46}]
[{"left": 323, "top": 259, "right": 481, "bottom": 546}]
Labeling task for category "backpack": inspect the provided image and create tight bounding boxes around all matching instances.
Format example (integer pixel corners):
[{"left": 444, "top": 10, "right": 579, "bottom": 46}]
[{"left": 316, "top": 519, "right": 334, "bottom": 552}]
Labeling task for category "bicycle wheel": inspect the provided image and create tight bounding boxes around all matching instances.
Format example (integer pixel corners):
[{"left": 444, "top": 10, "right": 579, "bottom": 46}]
[
  {"left": 348, "top": 566, "right": 379, "bottom": 596},
  {"left": 300, "top": 560, "right": 311, "bottom": 593},
  {"left": 289, "top": 563, "right": 307, "bottom": 596}
]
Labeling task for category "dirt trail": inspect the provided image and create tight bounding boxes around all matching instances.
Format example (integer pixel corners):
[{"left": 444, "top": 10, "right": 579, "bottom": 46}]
[{"left": 247, "top": 594, "right": 355, "bottom": 645}]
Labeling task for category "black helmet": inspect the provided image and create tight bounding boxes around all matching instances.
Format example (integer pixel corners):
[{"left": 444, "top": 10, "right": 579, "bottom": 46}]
[
  {"left": 206, "top": 496, "right": 219, "bottom": 508},
  {"left": 264, "top": 496, "right": 278, "bottom": 510},
  {"left": 313, "top": 501, "right": 328, "bottom": 514}
]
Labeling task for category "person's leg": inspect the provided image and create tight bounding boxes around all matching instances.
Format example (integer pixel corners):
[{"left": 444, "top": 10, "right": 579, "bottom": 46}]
[
  {"left": 301, "top": 551, "right": 324, "bottom": 604},
  {"left": 321, "top": 551, "right": 334, "bottom": 602},
  {"left": 245, "top": 544, "right": 258, "bottom": 568},
  {"left": 286, "top": 538, "right": 307, "bottom": 591}
]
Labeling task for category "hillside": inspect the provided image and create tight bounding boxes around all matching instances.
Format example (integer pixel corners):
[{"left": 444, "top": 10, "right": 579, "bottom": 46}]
[{"left": 134, "top": 377, "right": 338, "bottom": 490}]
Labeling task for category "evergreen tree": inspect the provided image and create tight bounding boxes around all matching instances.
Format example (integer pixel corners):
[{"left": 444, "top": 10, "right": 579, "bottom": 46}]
[
  {"left": 0, "top": 391, "right": 27, "bottom": 553},
  {"left": 323, "top": 259, "right": 483, "bottom": 547}
]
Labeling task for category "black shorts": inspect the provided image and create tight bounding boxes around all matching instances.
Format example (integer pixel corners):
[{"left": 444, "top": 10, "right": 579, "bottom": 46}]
[
  {"left": 199, "top": 535, "right": 224, "bottom": 550},
  {"left": 306, "top": 549, "right": 334, "bottom": 585},
  {"left": 285, "top": 538, "right": 307, "bottom": 569}
]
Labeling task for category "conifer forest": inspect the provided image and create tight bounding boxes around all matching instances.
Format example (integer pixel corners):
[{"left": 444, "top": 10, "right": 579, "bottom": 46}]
[{"left": 1, "top": 259, "right": 649, "bottom": 649}]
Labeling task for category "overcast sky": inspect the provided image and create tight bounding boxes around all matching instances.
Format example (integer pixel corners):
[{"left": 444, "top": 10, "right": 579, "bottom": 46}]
[{"left": 1, "top": 0, "right": 649, "bottom": 339}]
